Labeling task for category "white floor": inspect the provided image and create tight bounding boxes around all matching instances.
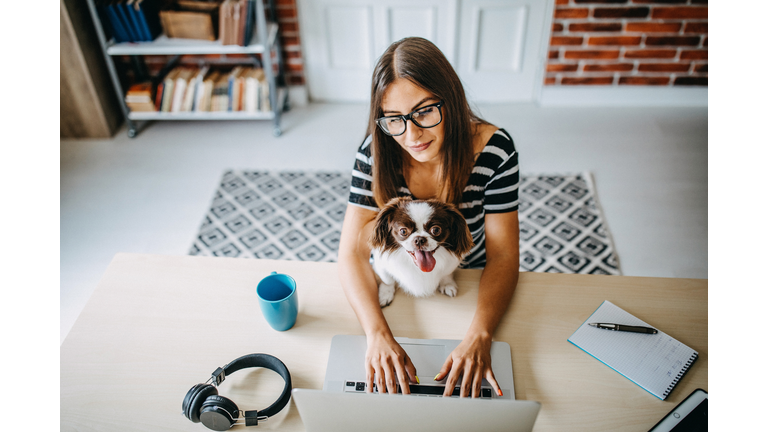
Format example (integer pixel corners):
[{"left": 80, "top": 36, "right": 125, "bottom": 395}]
[{"left": 60, "top": 102, "right": 707, "bottom": 344}]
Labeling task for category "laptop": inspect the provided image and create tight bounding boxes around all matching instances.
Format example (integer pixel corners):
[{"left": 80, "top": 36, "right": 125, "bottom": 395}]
[
  {"left": 323, "top": 335, "right": 516, "bottom": 399},
  {"left": 291, "top": 335, "right": 540, "bottom": 432}
]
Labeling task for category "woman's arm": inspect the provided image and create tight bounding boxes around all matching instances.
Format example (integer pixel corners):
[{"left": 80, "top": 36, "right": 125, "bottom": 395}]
[
  {"left": 337, "top": 204, "right": 418, "bottom": 395},
  {"left": 435, "top": 210, "right": 520, "bottom": 398}
]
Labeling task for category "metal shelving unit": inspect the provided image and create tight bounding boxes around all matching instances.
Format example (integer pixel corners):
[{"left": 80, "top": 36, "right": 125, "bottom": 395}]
[{"left": 84, "top": 0, "right": 289, "bottom": 137}]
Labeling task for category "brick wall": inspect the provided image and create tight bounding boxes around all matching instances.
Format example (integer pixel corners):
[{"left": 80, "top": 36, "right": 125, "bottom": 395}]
[{"left": 546, "top": 0, "right": 707, "bottom": 86}]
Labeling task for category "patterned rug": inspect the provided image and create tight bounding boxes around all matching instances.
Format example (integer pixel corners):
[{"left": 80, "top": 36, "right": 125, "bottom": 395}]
[{"left": 189, "top": 170, "right": 621, "bottom": 275}]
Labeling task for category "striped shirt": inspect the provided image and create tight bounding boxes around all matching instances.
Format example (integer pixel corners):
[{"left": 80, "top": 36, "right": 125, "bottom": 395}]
[{"left": 348, "top": 128, "right": 519, "bottom": 268}]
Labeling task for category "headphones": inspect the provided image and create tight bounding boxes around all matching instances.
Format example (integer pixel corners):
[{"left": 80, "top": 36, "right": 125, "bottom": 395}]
[{"left": 182, "top": 354, "right": 292, "bottom": 431}]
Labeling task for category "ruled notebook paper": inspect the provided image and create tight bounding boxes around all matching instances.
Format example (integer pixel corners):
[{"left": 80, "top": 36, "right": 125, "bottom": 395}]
[{"left": 567, "top": 300, "right": 698, "bottom": 400}]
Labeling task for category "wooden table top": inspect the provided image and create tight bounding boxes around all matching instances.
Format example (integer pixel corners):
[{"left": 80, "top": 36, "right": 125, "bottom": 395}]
[{"left": 61, "top": 253, "right": 707, "bottom": 431}]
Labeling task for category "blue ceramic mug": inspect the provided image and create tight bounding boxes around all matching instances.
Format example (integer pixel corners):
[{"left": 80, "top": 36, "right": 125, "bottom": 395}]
[{"left": 256, "top": 272, "right": 298, "bottom": 331}]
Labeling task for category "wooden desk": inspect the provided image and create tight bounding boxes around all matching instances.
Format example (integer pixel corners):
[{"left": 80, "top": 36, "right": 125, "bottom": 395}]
[{"left": 61, "top": 253, "right": 707, "bottom": 431}]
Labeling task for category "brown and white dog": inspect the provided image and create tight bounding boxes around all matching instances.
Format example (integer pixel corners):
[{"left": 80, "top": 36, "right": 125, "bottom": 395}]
[{"left": 369, "top": 197, "right": 474, "bottom": 307}]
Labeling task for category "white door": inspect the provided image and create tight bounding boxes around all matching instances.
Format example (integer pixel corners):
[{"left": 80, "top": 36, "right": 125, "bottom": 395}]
[{"left": 297, "top": 0, "right": 552, "bottom": 103}]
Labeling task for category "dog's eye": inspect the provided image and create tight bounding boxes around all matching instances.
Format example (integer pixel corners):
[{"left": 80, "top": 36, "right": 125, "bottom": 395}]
[
  {"left": 430, "top": 226, "right": 441, "bottom": 236},
  {"left": 399, "top": 228, "right": 408, "bottom": 237}
]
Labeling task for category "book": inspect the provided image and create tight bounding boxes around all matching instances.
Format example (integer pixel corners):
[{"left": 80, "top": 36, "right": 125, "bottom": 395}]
[
  {"left": 171, "top": 68, "right": 195, "bottom": 112},
  {"left": 241, "top": 0, "right": 255, "bottom": 46},
  {"left": 211, "top": 72, "right": 230, "bottom": 112},
  {"left": 125, "top": 82, "right": 156, "bottom": 112},
  {"left": 227, "top": 66, "right": 244, "bottom": 111},
  {"left": 160, "top": 68, "right": 181, "bottom": 112},
  {"left": 104, "top": 0, "right": 130, "bottom": 43},
  {"left": 197, "top": 70, "right": 220, "bottom": 112},
  {"left": 190, "top": 66, "right": 210, "bottom": 112},
  {"left": 567, "top": 300, "right": 698, "bottom": 400},
  {"left": 126, "top": 0, "right": 149, "bottom": 41},
  {"left": 116, "top": 0, "right": 140, "bottom": 42}
]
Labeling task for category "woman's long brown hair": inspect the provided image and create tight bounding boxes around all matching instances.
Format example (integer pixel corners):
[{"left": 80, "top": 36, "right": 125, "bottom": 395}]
[{"left": 367, "top": 37, "right": 487, "bottom": 208}]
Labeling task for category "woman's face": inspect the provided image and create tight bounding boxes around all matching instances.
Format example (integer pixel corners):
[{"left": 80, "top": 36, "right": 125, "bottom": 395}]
[{"left": 381, "top": 78, "right": 445, "bottom": 166}]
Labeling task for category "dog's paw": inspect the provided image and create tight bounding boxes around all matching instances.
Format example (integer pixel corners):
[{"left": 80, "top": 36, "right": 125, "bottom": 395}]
[
  {"left": 438, "top": 283, "right": 458, "bottom": 298},
  {"left": 378, "top": 283, "right": 396, "bottom": 307}
]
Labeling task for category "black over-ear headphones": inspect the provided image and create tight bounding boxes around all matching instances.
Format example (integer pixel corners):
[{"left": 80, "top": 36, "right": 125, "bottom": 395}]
[{"left": 183, "top": 354, "right": 292, "bottom": 431}]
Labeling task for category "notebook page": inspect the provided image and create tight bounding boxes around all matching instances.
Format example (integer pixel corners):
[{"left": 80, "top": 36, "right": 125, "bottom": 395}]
[{"left": 568, "top": 300, "right": 698, "bottom": 400}]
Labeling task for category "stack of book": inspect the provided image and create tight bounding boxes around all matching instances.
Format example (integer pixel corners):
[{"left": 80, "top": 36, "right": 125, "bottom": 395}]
[
  {"left": 96, "top": 0, "right": 162, "bottom": 43},
  {"left": 219, "top": 0, "right": 255, "bottom": 46},
  {"left": 125, "top": 82, "right": 157, "bottom": 112},
  {"left": 150, "top": 66, "right": 271, "bottom": 113}
]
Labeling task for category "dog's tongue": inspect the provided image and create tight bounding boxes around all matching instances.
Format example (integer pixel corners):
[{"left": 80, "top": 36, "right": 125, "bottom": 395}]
[{"left": 414, "top": 250, "right": 436, "bottom": 272}]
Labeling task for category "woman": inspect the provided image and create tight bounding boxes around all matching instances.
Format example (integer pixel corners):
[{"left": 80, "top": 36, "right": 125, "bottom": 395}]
[{"left": 337, "top": 37, "right": 520, "bottom": 399}]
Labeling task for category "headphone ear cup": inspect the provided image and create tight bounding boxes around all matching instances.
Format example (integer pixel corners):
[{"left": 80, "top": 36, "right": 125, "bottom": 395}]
[
  {"left": 182, "top": 383, "right": 218, "bottom": 423},
  {"left": 200, "top": 395, "right": 240, "bottom": 431}
]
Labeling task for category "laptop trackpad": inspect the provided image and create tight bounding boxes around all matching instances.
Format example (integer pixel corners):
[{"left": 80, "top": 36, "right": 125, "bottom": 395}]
[{"left": 401, "top": 343, "right": 445, "bottom": 377}]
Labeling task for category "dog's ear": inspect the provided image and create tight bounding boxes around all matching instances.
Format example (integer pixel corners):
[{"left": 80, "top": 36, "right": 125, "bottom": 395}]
[
  {"left": 369, "top": 197, "right": 409, "bottom": 250},
  {"left": 444, "top": 202, "right": 474, "bottom": 258}
]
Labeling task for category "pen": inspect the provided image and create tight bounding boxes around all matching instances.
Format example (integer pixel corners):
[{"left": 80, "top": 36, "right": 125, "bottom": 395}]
[{"left": 588, "top": 323, "right": 658, "bottom": 334}]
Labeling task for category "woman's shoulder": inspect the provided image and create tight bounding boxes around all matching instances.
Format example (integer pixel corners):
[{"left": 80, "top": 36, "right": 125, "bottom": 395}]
[
  {"left": 475, "top": 125, "right": 516, "bottom": 161},
  {"left": 357, "top": 134, "right": 373, "bottom": 155}
]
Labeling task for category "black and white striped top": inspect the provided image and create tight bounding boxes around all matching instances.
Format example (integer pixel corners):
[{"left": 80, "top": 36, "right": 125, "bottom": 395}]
[{"left": 348, "top": 128, "right": 519, "bottom": 268}]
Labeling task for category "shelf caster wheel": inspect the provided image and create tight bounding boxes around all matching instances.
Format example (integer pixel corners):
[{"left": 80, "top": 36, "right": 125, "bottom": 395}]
[
  {"left": 273, "top": 127, "right": 282, "bottom": 137},
  {"left": 127, "top": 128, "right": 137, "bottom": 138}
]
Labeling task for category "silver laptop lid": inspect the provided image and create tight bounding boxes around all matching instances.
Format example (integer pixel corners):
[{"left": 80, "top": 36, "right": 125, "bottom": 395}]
[
  {"left": 323, "top": 335, "right": 515, "bottom": 400},
  {"left": 292, "top": 389, "right": 540, "bottom": 432}
]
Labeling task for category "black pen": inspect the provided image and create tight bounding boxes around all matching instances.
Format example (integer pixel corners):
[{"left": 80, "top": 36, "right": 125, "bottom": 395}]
[{"left": 588, "top": 323, "right": 658, "bottom": 334}]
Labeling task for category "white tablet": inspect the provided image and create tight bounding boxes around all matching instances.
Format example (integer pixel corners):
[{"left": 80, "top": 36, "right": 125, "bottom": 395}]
[{"left": 648, "top": 388, "right": 707, "bottom": 432}]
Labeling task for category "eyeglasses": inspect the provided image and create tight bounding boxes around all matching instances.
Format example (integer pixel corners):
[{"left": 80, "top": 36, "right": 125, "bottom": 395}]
[{"left": 375, "top": 101, "right": 444, "bottom": 137}]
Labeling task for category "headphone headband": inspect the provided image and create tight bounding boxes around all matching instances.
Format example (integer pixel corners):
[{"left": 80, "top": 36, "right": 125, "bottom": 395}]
[
  {"left": 216, "top": 353, "right": 292, "bottom": 418},
  {"left": 184, "top": 353, "right": 292, "bottom": 430}
]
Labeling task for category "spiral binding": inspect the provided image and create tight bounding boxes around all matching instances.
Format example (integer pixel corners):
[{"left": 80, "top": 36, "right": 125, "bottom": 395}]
[{"left": 663, "top": 352, "right": 699, "bottom": 398}]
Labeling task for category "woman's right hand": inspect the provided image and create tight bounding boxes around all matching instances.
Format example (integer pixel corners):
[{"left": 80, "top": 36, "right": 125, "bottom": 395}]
[{"left": 365, "top": 332, "right": 418, "bottom": 395}]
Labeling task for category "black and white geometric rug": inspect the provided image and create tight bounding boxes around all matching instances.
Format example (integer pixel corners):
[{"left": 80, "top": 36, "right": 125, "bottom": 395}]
[{"left": 189, "top": 170, "right": 621, "bottom": 275}]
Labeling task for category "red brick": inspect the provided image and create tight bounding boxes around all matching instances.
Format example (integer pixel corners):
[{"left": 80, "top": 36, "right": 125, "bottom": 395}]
[
  {"left": 553, "top": 23, "right": 564, "bottom": 32},
  {"left": 584, "top": 63, "right": 634, "bottom": 72},
  {"left": 551, "top": 36, "right": 584, "bottom": 46},
  {"left": 555, "top": 0, "right": 569, "bottom": 5},
  {"left": 276, "top": 0, "right": 296, "bottom": 5},
  {"left": 680, "top": 50, "right": 707, "bottom": 60},
  {"left": 280, "top": 36, "right": 300, "bottom": 45},
  {"left": 561, "top": 77, "right": 614, "bottom": 85},
  {"left": 547, "top": 63, "right": 579, "bottom": 72},
  {"left": 638, "top": 63, "right": 691, "bottom": 72},
  {"left": 694, "top": 63, "right": 707, "bottom": 73},
  {"left": 568, "top": 22, "right": 622, "bottom": 32},
  {"left": 674, "top": 76, "right": 707, "bottom": 86},
  {"left": 286, "top": 63, "right": 304, "bottom": 72},
  {"left": 564, "top": 50, "right": 620, "bottom": 59},
  {"left": 555, "top": 8, "right": 589, "bottom": 18},
  {"left": 593, "top": 7, "right": 649, "bottom": 18},
  {"left": 652, "top": 7, "right": 707, "bottom": 19},
  {"left": 632, "top": 0, "right": 686, "bottom": 3},
  {"left": 624, "top": 49, "right": 677, "bottom": 59},
  {"left": 276, "top": 8, "right": 297, "bottom": 18},
  {"left": 287, "top": 75, "right": 305, "bottom": 85},
  {"left": 549, "top": 50, "right": 560, "bottom": 59},
  {"left": 279, "top": 22, "right": 298, "bottom": 32},
  {"left": 684, "top": 22, "right": 708, "bottom": 34},
  {"left": 625, "top": 22, "right": 682, "bottom": 33},
  {"left": 588, "top": 36, "right": 641, "bottom": 46},
  {"left": 645, "top": 36, "right": 700, "bottom": 46},
  {"left": 574, "top": 0, "right": 627, "bottom": 3},
  {"left": 619, "top": 76, "right": 671, "bottom": 85},
  {"left": 703, "top": 37, "right": 707, "bottom": 46},
  {"left": 544, "top": 76, "right": 557, "bottom": 85}
]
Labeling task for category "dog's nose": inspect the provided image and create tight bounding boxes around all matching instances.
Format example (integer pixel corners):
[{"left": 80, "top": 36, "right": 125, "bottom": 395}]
[{"left": 414, "top": 236, "right": 427, "bottom": 247}]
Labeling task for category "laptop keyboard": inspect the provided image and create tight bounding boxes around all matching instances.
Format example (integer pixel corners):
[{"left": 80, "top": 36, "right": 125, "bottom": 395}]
[{"left": 344, "top": 381, "right": 493, "bottom": 398}]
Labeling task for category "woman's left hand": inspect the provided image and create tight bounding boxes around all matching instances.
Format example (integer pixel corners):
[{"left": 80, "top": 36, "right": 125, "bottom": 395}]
[{"left": 434, "top": 333, "right": 502, "bottom": 398}]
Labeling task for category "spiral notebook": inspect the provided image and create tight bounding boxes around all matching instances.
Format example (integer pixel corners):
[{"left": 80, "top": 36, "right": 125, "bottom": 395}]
[{"left": 568, "top": 300, "right": 698, "bottom": 400}]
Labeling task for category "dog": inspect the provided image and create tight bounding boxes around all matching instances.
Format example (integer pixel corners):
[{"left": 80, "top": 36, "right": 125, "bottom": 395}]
[{"left": 369, "top": 197, "right": 474, "bottom": 307}]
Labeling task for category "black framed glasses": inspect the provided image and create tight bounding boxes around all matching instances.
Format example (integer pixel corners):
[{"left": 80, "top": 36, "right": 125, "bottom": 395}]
[{"left": 375, "top": 101, "right": 444, "bottom": 137}]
